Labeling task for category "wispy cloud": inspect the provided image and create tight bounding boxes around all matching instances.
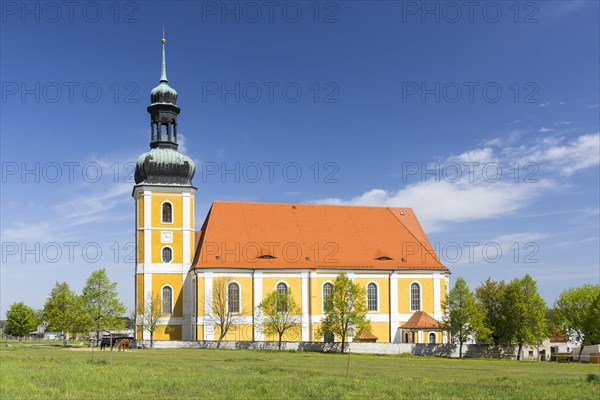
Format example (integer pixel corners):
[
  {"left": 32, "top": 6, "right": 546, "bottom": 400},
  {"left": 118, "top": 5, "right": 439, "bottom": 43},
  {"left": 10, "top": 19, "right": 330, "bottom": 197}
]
[
  {"left": 516, "top": 133, "right": 600, "bottom": 176},
  {"left": 554, "top": 121, "right": 572, "bottom": 126},
  {"left": 314, "top": 180, "right": 554, "bottom": 233},
  {"left": 313, "top": 133, "right": 599, "bottom": 232}
]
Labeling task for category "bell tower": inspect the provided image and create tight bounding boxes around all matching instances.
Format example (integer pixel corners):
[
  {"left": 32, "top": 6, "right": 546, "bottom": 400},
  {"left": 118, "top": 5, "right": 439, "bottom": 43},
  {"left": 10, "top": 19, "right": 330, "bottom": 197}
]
[{"left": 133, "top": 34, "right": 196, "bottom": 342}]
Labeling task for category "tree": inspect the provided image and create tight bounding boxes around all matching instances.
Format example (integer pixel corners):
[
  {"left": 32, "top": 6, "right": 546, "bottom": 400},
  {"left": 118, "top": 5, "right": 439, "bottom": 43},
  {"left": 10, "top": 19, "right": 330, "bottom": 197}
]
[
  {"left": 43, "top": 282, "right": 81, "bottom": 346},
  {"left": 258, "top": 289, "right": 302, "bottom": 350},
  {"left": 5, "top": 302, "right": 37, "bottom": 338},
  {"left": 443, "top": 277, "right": 482, "bottom": 358},
  {"left": 207, "top": 278, "right": 244, "bottom": 348},
  {"left": 137, "top": 293, "right": 162, "bottom": 348},
  {"left": 554, "top": 284, "right": 600, "bottom": 355},
  {"left": 504, "top": 275, "right": 548, "bottom": 360},
  {"left": 318, "top": 273, "right": 370, "bottom": 353},
  {"left": 582, "top": 291, "right": 600, "bottom": 345},
  {"left": 475, "top": 278, "right": 510, "bottom": 345},
  {"left": 81, "top": 269, "right": 126, "bottom": 345}
]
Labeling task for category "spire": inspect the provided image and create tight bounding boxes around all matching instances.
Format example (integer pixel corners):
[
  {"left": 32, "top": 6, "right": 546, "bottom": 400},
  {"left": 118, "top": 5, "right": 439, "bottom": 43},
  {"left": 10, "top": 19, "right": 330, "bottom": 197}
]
[{"left": 160, "top": 27, "right": 168, "bottom": 83}]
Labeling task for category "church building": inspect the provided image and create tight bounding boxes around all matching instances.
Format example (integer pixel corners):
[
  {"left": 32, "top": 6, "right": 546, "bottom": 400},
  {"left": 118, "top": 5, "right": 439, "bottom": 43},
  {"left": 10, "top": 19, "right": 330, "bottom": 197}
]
[{"left": 133, "top": 38, "right": 450, "bottom": 345}]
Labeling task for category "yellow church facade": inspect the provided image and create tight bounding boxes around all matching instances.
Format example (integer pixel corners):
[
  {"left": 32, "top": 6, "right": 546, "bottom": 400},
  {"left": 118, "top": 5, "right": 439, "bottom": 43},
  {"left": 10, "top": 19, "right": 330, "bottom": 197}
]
[{"left": 133, "top": 38, "right": 450, "bottom": 345}]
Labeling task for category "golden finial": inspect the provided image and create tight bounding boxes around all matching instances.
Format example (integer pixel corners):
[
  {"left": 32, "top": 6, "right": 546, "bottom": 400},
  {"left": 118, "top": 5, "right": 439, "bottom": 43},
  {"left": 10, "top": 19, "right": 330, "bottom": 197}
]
[{"left": 162, "top": 38, "right": 167, "bottom": 44}]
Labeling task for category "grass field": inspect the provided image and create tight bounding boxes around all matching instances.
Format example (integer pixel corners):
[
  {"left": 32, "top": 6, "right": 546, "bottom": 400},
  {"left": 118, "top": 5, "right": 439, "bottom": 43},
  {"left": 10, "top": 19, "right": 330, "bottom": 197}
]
[{"left": 1, "top": 342, "right": 599, "bottom": 399}]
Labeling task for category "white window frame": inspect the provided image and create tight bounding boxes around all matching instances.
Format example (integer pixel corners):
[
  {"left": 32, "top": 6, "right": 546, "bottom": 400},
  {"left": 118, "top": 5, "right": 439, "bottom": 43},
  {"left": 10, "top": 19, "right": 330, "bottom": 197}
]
[
  {"left": 227, "top": 280, "right": 242, "bottom": 314},
  {"left": 321, "top": 281, "right": 334, "bottom": 314},
  {"left": 161, "top": 200, "right": 174, "bottom": 224},
  {"left": 275, "top": 281, "right": 289, "bottom": 312},
  {"left": 366, "top": 281, "right": 379, "bottom": 312},
  {"left": 161, "top": 285, "right": 174, "bottom": 315},
  {"left": 409, "top": 281, "right": 422, "bottom": 312},
  {"left": 275, "top": 281, "right": 289, "bottom": 294},
  {"left": 161, "top": 246, "right": 174, "bottom": 263}
]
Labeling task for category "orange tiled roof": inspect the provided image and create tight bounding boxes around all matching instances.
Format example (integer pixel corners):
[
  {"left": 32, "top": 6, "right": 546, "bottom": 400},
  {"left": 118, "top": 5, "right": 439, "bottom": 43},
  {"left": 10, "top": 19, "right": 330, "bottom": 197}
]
[
  {"left": 192, "top": 201, "right": 447, "bottom": 271},
  {"left": 400, "top": 311, "right": 442, "bottom": 330}
]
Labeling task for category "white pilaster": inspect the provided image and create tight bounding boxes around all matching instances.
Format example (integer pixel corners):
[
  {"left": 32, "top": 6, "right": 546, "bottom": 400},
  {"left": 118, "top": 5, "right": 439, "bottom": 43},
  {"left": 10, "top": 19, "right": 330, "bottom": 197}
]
[
  {"left": 182, "top": 193, "right": 191, "bottom": 266},
  {"left": 301, "top": 271, "right": 310, "bottom": 341},
  {"left": 253, "top": 271, "right": 263, "bottom": 341},
  {"left": 390, "top": 272, "right": 399, "bottom": 342},
  {"left": 433, "top": 273, "right": 442, "bottom": 321},
  {"left": 182, "top": 272, "right": 192, "bottom": 340},
  {"left": 142, "top": 273, "right": 152, "bottom": 340},
  {"left": 204, "top": 272, "right": 214, "bottom": 340},
  {"left": 143, "top": 191, "right": 152, "bottom": 267}
]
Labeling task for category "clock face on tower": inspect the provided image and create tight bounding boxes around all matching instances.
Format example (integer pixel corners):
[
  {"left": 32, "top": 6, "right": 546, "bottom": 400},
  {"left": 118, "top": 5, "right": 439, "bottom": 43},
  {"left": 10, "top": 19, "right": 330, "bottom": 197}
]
[{"left": 161, "top": 231, "right": 173, "bottom": 243}]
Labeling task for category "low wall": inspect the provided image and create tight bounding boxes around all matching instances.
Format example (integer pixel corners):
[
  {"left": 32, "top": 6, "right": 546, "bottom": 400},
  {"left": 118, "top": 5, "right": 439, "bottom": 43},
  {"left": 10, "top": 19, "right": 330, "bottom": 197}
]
[
  {"left": 145, "top": 340, "right": 524, "bottom": 359},
  {"left": 572, "top": 345, "right": 600, "bottom": 362}
]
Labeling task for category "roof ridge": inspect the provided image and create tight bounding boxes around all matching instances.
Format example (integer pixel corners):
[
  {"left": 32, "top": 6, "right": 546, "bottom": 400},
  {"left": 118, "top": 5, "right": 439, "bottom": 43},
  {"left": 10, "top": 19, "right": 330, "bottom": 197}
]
[{"left": 211, "top": 200, "right": 413, "bottom": 210}]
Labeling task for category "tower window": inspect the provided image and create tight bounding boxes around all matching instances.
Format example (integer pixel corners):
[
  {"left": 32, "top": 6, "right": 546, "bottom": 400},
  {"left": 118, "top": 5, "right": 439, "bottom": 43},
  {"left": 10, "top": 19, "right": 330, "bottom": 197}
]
[
  {"left": 162, "top": 286, "right": 172, "bottom": 314},
  {"left": 276, "top": 282, "right": 289, "bottom": 312},
  {"left": 162, "top": 202, "right": 173, "bottom": 223},
  {"left": 410, "top": 282, "right": 421, "bottom": 311},
  {"left": 162, "top": 247, "right": 173, "bottom": 263},
  {"left": 367, "top": 282, "right": 378, "bottom": 311},
  {"left": 228, "top": 282, "right": 240, "bottom": 314}
]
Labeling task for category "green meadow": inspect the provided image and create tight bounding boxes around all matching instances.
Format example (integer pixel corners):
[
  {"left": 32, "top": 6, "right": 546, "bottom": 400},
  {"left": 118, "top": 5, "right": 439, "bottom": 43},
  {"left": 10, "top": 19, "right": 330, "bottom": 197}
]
[{"left": 1, "top": 342, "right": 598, "bottom": 399}]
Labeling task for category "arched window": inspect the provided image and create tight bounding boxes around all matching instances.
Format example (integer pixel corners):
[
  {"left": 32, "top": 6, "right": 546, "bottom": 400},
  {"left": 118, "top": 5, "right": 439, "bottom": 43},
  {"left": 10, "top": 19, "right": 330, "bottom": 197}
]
[
  {"left": 429, "top": 332, "right": 437, "bottom": 344},
  {"left": 404, "top": 332, "right": 410, "bottom": 343},
  {"left": 323, "top": 332, "right": 334, "bottom": 343},
  {"left": 162, "top": 286, "right": 172, "bottom": 314},
  {"left": 276, "top": 282, "right": 288, "bottom": 312},
  {"left": 228, "top": 282, "right": 240, "bottom": 313},
  {"left": 367, "top": 282, "right": 378, "bottom": 311},
  {"left": 322, "top": 282, "right": 334, "bottom": 312},
  {"left": 410, "top": 282, "right": 421, "bottom": 311},
  {"left": 162, "top": 247, "right": 173, "bottom": 263},
  {"left": 162, "top": 202, "right": 173, "bottom": 224}
]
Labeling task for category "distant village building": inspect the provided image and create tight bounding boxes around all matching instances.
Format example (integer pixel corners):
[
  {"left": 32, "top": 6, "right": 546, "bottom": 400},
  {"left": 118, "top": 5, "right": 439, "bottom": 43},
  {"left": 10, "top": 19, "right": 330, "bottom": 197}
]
[{"left": 133, "top": 38, "right": 450, "bottom": 344}]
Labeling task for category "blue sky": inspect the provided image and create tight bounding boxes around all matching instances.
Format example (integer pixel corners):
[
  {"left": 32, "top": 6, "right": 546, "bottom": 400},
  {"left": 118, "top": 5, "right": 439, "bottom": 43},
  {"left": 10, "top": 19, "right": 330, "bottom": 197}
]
[{"left": 1, "top": 1, "right": 599, "bottom": 317}]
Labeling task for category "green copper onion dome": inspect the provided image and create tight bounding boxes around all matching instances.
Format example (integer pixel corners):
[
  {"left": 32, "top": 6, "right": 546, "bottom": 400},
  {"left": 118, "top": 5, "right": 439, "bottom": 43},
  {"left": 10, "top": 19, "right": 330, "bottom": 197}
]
[
  {"left": 135, "top": 147, "right": 195, "bottom": 186},
  {"left": 134, "top": 35, "right": 195, "bottom": 187}
]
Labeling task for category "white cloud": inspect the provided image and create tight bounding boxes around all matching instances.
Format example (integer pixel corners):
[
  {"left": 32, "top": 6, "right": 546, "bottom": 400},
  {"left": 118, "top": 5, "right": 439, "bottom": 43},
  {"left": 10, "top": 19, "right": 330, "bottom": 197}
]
[
  {"left": 178, "top": 133, "right": 188, "bottom": 154},
  {"left": 2, "top": 222, "right": 58, "bottom": 242},
  {"left": 521, "top": 133, "right": 600, "bottom": 176},
  {"left": 313, "top": 180, "right": 555, "bottom": 233},
  {"left": 456, "top": 147, "right": 495, "bottom": 163},
  {"left": 538, "top": 127, "right": 554, "bottom": 133},
  {"left": 59, "top": 183, "right": 131, "bottom": 226},
  {"left": 313, "top": 133, "right": 599, "bottom": 232}
]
